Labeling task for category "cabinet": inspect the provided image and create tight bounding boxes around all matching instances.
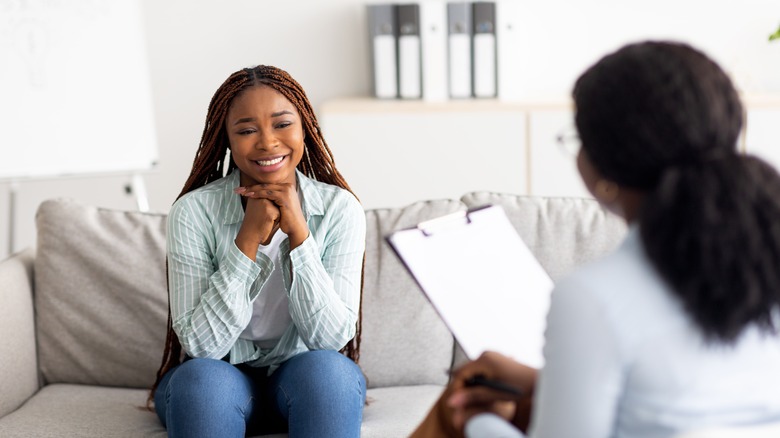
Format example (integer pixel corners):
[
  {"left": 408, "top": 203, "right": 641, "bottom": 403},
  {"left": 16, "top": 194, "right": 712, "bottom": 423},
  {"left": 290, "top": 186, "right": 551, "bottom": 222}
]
[
  {"left": 319, "top": 96, "right": 780, "bottom": 210},
  {"left": 319, "top": 98, "right": 564, "bottom": 209}
]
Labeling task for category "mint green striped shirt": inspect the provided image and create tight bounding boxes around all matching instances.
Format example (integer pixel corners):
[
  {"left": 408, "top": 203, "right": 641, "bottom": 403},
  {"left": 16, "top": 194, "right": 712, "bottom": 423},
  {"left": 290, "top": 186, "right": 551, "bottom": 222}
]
[{"left": 166, "top": 170, "right": 365, "bottom": 369}]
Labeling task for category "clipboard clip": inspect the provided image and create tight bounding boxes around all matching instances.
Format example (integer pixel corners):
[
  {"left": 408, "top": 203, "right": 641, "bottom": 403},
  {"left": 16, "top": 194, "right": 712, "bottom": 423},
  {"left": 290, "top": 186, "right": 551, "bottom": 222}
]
[{"left": 416, "top": 204, "right": 493, "bottom": 237}]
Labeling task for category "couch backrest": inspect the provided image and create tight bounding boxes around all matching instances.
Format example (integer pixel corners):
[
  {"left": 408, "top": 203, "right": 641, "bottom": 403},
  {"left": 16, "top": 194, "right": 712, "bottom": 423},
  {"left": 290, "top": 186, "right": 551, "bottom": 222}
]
[
  {"left": 32, "top": 198, "right": 462, "bottom": 390},
  {"left": 0, "top": 248, "right": 38, "bottom": 418},
  {"left": 31, "top": 194, "right": 627, "bottom": 390},
  {"left": 360, "top": 199, "right": 465, "bottom": 388}
]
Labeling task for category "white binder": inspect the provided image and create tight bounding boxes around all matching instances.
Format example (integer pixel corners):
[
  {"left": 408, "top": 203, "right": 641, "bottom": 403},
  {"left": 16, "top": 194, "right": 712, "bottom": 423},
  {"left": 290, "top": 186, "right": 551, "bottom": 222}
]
[
  {"left": 386, "top": 205, "right": 554, "bottom": 368},
  {"left": 397, "top": 4, "right": 422, "bottom": 99},
  {"left": 368, "top": 4, "right": 398, "bottom": 99},
  {"left": 447, "top": 2, "right": 472, "bottom": 99},
  {"left": 497, "top": 0, "right": 525, "bottom": 101},
  {"left": 473, "top": 2, "right": 497, "bottom": 98},
  {"left": 420, "top": 0, "right": 449, "bottom": 102}
]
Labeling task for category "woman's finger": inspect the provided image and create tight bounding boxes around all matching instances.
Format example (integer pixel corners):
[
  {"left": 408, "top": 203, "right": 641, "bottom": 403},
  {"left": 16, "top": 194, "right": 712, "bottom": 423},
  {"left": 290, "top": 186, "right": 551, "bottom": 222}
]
[{"left": 236, "top": 185, "right": 296, "bottom": 206}]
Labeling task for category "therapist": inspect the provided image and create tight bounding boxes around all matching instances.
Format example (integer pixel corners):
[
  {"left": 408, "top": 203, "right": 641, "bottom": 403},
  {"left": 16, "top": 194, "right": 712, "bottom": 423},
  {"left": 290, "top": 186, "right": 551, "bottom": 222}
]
[{"left": 412, "top": 40, "right": 780, "bottom": 438}]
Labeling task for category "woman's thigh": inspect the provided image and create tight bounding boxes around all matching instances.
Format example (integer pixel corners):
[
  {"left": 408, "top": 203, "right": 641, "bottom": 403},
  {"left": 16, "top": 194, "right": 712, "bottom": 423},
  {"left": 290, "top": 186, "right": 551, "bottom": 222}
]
[
  {"left": 268, "top": 350, "right": 366, "bottom": 437},
  {"left": 154, "top": 358, "right": 257, "bottom": 438}
]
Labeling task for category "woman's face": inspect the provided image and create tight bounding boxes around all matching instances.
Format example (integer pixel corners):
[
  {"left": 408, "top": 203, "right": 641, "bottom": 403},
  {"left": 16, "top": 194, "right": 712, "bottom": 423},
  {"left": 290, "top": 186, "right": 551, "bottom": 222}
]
[
  {"left": 225, "top": 85, "right": 305, "bottom": 187},
  {"left": 577, "top": 146, "right": 622, "bottom": 216},
  {"left": 576, "top": 147, "right": 599, "bottom": 197}
]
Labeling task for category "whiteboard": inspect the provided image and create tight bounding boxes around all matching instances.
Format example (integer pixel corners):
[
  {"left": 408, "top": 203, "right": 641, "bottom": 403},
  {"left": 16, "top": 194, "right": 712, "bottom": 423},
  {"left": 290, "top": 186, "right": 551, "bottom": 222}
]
[{"left": 0, "top": 0, "right": 158, "bottom": 180}]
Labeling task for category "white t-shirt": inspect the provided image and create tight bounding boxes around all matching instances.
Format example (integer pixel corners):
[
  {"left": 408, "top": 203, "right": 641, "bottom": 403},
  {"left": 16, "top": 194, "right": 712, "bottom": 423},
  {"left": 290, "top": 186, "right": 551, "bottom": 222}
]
[{"left": 239, "top": 228, "right": 292, "bottom": 349}]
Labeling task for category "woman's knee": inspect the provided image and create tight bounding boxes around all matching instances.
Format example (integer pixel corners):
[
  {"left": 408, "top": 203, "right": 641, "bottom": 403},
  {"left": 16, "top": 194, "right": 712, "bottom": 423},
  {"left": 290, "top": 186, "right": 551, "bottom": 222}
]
[
  {"left": 167, "top": 358, "right": 253, "bottom": 405},
  {"left": 157, "top": 358, "right": 256, "bottom": 437},
  {"left": 276, "top": 350, "right": 366, "bottom": 401}
]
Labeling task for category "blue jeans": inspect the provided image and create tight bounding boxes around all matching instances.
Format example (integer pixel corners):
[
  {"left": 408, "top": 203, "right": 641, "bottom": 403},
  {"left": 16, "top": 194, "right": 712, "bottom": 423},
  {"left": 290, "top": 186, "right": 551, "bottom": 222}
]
[{"left": 154, "top": 350, "right": 366, "bottom": 438}]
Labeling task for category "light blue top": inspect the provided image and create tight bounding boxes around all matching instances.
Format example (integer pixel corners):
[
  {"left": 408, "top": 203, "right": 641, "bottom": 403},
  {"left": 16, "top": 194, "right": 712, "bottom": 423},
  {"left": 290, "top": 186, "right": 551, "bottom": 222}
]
[
  {"left": 468, "top": 226, "right": 780, "bottom": 438},
  {"left": 166, "top": 169, "right": 365, "bottom": 369}
]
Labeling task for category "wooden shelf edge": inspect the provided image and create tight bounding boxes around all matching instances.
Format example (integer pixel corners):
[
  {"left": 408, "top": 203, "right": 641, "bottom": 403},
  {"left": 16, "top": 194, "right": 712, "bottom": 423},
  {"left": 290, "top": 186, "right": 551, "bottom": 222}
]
[
  {"left": 319, "top": 97, "right": 574, "bottom": 114},
  {"left": 320, "top": 93, "right": 780, "bottom": 114},
  {"left": 741, "top": 94, "right": 780, "bottom": 108}
]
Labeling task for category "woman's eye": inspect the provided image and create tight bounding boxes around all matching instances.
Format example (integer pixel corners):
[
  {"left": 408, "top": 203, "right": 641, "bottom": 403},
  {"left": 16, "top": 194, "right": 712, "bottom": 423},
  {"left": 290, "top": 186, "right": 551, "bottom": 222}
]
[
  {"left": 238, "top": 129, "right": 255, "bottom": 135},
  {"left": 276, "top": 122, "right": 292, "bottom": 129}
]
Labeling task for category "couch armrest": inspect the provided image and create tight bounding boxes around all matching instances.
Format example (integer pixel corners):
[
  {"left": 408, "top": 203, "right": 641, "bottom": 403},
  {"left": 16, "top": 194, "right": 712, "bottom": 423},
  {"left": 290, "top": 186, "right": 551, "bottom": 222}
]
[{"left": 0, "top": 248, "right": 40, "bottom": 418}]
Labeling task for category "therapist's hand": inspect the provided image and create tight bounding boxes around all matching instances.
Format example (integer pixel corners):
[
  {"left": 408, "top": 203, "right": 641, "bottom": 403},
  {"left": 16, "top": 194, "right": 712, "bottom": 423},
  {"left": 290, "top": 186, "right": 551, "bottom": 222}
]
[{"left": 447, "top": 351, "right": 538, "bottom": 433}]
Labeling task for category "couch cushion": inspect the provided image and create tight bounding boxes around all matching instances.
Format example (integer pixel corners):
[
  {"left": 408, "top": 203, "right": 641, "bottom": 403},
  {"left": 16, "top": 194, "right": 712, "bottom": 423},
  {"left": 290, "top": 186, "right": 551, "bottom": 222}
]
[
  {"left": 0, "top": 383, "right": 442, "bottom": 438},
  {"left": 0, "top": 384, "right": 166, "bottom": 437},
  {"left": 360, "top": 199, "right": 465, "bottom": 388},
  {"left": 460, "top": 193, "right": 627, "bottom": 282},
  {"left": 361, "top": 385, "right": 444, "bottom": 437},
  {"left": 34, "top": 199, "right": 168, "bottom": 388}
]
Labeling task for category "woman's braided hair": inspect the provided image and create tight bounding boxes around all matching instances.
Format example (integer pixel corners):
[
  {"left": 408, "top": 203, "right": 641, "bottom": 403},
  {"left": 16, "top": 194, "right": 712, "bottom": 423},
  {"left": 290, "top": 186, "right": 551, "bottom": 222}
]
[
  {"left": 573, "top": 41, "right": 780, "bottom": 343},
  {"left": 148, "top": 65, "right": 363, "bottom": 406}
]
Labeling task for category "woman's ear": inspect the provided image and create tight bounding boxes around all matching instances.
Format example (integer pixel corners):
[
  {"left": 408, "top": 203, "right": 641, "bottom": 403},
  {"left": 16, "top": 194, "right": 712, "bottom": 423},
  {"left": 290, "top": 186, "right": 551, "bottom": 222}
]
[{"left": 594, "top": 179, "right": 620, "bottom": 204}]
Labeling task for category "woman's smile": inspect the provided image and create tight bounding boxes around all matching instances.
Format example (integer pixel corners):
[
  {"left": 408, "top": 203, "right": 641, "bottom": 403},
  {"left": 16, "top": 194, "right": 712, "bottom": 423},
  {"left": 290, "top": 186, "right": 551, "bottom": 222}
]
[{"left": 252, "top": 154, "right": 288, "bottom": 172}]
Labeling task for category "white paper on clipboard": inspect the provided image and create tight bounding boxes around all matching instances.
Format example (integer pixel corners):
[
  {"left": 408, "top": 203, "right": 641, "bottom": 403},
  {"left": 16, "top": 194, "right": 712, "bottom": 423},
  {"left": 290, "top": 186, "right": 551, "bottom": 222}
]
[{"left": 386, "top": 205, "right": 553, "bottom": 368}]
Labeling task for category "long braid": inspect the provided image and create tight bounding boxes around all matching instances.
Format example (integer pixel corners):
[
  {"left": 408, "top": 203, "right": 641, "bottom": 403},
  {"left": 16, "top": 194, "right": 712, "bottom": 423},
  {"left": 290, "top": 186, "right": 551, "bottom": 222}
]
[{"left": 148, "top": 66, "right": 363, "bottom": 408}]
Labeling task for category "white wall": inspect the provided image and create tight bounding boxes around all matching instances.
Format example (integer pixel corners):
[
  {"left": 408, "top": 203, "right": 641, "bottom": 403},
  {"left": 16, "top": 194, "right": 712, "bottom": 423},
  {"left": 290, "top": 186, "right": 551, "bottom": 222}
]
[
  {"left": 2, "top": 0, "right": 780, "bottom": 258},
  {"left": 506, "top": 0, "right": 780, "bottom": 100},
  {"left": 0, "top": 0, "right": 373, "bottom": 258}
]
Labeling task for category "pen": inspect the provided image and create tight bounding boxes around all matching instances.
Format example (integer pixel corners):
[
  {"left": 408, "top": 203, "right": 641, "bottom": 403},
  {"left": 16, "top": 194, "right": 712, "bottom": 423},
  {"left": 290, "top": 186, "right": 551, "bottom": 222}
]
[{"left": 464, "top": 374, "right": 524, "bottom": 397}]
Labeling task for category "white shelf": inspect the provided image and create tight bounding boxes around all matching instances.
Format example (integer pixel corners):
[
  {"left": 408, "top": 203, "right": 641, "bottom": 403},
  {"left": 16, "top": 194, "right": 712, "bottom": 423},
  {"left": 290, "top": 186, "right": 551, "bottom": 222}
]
[
  {"left": 319, "top": 95, "right": 780, "bottom": 208},
  {"left": 740, "top": 94, "right": 780, "bottom": 108},
  {"left": 319, "top": 97, "right": 573, "bottom": 114},
  {"left": 321, "top": 93, "right": 780, "bottom": 113}
]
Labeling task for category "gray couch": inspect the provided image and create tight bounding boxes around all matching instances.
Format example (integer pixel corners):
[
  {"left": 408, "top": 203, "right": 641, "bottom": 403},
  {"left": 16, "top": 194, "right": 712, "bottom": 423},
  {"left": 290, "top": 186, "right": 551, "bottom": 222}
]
[{"left": 0, "top": 192, "right": 626, "bottom": 437}]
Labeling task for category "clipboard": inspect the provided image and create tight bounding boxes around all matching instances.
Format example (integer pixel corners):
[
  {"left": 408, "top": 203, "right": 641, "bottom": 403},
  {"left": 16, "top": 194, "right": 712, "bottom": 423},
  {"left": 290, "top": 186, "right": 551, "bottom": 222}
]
[{"left": 386, "top": 204, "right": 553, "bottom": 368}]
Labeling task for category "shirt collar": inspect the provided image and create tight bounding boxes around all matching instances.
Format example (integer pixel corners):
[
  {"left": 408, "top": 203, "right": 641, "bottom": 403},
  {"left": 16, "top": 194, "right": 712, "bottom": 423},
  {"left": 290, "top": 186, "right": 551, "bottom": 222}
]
[
  {"left": 620, "top": 222, "right": 641, "bottom": 254},
  {"left": 296, "top": 169, "right": 324, "bottom": 218},
  {"left": 220, "top": 169, "right": 324, "bottom": 225},
  {"left": 221, "top": 170, "right": 243, "bottom": 225}
]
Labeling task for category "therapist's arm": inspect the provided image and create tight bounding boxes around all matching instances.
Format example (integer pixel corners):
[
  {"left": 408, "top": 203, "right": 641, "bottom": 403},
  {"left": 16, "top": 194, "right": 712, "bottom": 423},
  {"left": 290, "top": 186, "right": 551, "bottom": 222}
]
[
  {"left": 528, "top": 277, "right": 624, "bottom": 437},
  {"left": 466, "top": 413, "right": 525, "bottom": 438}
]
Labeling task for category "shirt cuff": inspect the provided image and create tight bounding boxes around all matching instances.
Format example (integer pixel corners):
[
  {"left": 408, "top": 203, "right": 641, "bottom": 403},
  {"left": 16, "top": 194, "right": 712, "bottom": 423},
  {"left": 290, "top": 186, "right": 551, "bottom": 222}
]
[
  {"left": 289, "top": 232, "right": 318, "bottom": 266},
  {"left": 465, "top": 413, "right": 524, "bottom": 438},
  {"left": 282, "top": 233, "right": 317, "bottom": 289},
  {"left": 226, "top": 240, "right": 273, "bottom": 300}
]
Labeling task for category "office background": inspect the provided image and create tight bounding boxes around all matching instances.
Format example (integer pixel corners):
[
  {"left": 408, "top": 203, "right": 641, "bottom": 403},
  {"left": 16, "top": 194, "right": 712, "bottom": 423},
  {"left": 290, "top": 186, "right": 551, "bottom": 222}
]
[{"left": 2, "top": 0, "right": 780, "bottom": 259}]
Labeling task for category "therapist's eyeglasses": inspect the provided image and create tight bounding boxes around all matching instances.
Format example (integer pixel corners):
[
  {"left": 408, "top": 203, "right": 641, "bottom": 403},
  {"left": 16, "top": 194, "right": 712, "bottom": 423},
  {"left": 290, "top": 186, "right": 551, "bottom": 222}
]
[{"left": 556, "top": 126, "right": 581, "bottom": 157}]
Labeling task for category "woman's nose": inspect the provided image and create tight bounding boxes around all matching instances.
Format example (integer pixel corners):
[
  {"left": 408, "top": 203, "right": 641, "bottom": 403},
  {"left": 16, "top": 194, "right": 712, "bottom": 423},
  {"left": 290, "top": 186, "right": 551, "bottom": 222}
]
[{"left": 255, "top": 130, "right": 278, "bottom": 150}]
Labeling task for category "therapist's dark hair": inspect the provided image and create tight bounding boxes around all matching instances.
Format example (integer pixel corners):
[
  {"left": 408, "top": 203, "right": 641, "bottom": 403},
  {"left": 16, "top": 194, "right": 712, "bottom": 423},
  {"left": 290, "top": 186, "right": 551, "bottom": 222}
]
[{"left": 573, "top": 41, "right": 780, "bottom": 343}]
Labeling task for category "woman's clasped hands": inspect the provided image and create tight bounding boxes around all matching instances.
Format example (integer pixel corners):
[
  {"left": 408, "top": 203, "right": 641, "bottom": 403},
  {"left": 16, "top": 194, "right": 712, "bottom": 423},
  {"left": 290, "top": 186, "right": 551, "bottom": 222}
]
[{"left": 234, "top": 181, "right": 309, "bottom": 252}]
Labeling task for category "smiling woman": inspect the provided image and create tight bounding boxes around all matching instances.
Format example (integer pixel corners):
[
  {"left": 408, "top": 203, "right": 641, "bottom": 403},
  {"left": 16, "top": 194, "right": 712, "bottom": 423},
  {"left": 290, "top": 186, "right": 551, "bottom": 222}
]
[
  {"left": 227, "top": 85, "right": 309, "bottom": 249},
  {"left": 147, "top": 65, "right": 367, "bottom": 438}
]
